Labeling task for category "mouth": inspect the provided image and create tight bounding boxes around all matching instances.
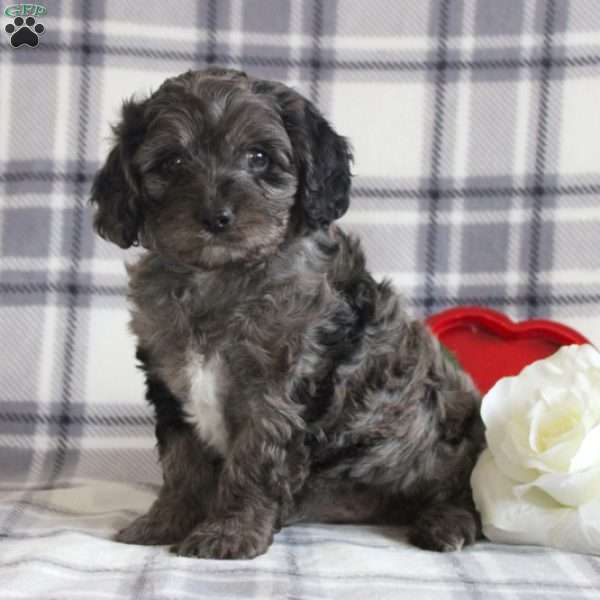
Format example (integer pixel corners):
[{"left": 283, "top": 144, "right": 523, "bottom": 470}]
[
  {"left": 200, "top": 222, "right": 285, "bottom": 246},
  {"left": 186, "top": 229, "right": 286, "bottom": 268},
  {"left": 201, "top": 230, "right": 243, "bottom": 244}
]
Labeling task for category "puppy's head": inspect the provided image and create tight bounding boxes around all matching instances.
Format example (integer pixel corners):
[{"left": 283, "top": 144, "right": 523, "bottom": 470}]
[{"left": 90, "top": 68, "right": 352, "bottom": 269}]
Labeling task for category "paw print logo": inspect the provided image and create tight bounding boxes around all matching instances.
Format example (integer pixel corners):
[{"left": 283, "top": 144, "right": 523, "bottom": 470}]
[{"left": 5, "top": 16, "right": 45, "bottom": 48}]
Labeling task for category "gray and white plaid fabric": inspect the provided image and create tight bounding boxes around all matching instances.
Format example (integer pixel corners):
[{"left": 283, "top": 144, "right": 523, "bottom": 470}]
[{"left": 1, "top": 0, "right": 600, "bottom": 597}]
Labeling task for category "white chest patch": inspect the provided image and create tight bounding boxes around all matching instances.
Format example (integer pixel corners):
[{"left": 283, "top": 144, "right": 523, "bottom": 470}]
[{"left": 184, "top": 352, "right": 228, "bottom": 455}]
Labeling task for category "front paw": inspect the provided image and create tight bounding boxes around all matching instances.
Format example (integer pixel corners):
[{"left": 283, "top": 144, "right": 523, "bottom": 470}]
[
  {"left": 172, "top": 519, "right": 273, "bottom": 559},
  {"left": 116, "top": 514, "right": 179, "bottom": 546},
  {"left": 409, "top": 504, "right": 481, "bottom": 552},
  {"left": 116, "top": 504, "right": 199, "bottom": 546}
]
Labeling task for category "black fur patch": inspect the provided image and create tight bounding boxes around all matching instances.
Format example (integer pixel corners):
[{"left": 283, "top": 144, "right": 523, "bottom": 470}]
[{"left": 136, "top": 346, "right": 189, "bottom": 452}]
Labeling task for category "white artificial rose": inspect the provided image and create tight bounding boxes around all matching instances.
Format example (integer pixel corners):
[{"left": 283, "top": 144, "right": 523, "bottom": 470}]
[{"left": 471, "top": 344, "right": 600, "bottom": 555}]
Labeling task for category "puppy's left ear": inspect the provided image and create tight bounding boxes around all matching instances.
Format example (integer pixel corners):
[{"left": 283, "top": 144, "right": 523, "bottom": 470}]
[
  {"left": 256, "top": 82, "right": 352, "bottom": 229},
  {"left": 297, "top": 102, "right": 353, "bottom": 229}
]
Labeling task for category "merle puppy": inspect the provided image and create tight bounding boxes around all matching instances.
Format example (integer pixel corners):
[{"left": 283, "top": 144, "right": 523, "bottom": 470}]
[{"left": 90, "top": 67, "right": 484, "bottom": 559}]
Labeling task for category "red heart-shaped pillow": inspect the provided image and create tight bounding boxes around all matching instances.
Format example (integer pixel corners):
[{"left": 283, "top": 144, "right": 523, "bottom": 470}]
[{"left": 426, "top": 307, "right": 590, "bottom": 394}]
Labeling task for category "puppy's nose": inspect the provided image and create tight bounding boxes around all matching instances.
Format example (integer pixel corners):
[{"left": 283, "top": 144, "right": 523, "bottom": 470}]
[{"left": 202, "top": 208, "right": 234, "bottom": 234}]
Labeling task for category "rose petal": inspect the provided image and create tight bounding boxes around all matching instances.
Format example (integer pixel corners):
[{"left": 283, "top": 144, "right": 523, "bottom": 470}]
[
  {"left": 515, "top": 468, "right": 600, "bottom": 507},
  {"left": 471, "top": 449, "right": 600, "bottom": 555},
  {"left": 574, "top": 344, "right": 600, "bottom": 369},
  {"left": 472, "top": 449, "right": 560, "bottom": 540},
  {"left": 487, "top": 426, "right": 538, "bottom": 483},
  {"left": 571, "top": 423, "right": 600, "bottom": 472},
  {"left": 524, "top": 432, "right": 585, "bottom": 474},
  {"left": 528, "top": 389, "right": 584, "bottom": 453},
  {"left": 482, "top": 378, "right": 539, "bottom": 483}
]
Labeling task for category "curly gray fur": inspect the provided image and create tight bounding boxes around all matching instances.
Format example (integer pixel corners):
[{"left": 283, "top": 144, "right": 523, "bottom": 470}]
[{"left": 90, "top": 68, "right": 485, "bottom": 559}]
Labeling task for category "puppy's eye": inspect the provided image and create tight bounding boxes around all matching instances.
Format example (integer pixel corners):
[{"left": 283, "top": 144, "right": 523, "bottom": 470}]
[
  {"left": 245, "top": 148, "right": 270, "bottom": 173},
  {"left": 160, "top": 155, "right": 185, "bottom": 174}
]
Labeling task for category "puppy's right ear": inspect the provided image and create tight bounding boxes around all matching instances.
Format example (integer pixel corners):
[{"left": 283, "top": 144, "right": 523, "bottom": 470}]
[{"left": 90, "top": 99, "right": 147, "bottom": 248}]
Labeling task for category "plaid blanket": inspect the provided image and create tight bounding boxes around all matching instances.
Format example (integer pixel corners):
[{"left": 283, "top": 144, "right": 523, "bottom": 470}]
[{"left": 2, "top": 0, "right": 600, "bottom": 597}]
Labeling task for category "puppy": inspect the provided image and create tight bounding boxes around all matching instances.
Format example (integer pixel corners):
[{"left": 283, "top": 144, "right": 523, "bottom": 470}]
[{"left": 90, "top": 67, "right": 485, "bottom": 559}]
